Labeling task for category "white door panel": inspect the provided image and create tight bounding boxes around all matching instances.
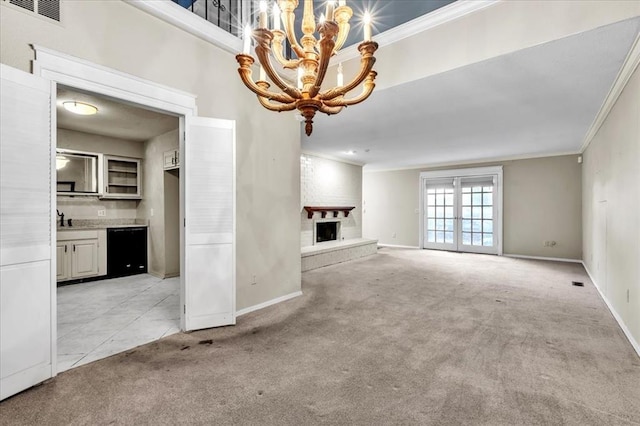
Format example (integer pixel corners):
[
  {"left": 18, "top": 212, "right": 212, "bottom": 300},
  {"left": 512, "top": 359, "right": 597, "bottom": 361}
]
[
  {"left": 183, "top": 116, "right": 236, "bottom": 331},
  {"left": 0, "top": 64, "right": 53, "bottom": 400}
]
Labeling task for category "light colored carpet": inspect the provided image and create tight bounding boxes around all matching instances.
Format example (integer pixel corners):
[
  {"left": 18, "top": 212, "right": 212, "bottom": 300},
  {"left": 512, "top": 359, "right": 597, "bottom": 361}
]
[{"left": 2, "top": 248, "right": 639, "bottom": 425}]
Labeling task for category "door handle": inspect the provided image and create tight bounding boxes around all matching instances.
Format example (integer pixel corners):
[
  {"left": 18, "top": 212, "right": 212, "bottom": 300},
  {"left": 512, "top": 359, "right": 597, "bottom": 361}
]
[
  {"left": 65, "top": 245, "right": 67, "bottom": 253},
  {"left": 73, "top": 244, "right": 76, "bottom": 252}
]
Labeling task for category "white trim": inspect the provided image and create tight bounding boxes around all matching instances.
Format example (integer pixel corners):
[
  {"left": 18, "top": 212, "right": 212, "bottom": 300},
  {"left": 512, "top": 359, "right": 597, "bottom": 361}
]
[
  {"left": 582, "top": 262, "right": 640, "bottom": 358},
  {"left": 363, "top": 151, "right": 579, "bottom": 173},
  {"left": 236, "top": 291, "right": 303, "bottom": 317},
  {"left": 419, "top": 166, "right": 503, "bottom": 255},
  {"left": 301, "top": 150, "right": 365, "bottom": 167},
  {"left": 580, "top": 32, "right": 640, "bottom": 153},
  {"left": 504, "top": 254, "right": 582, "bottom": 263},
  {"left": 333, "top": 0, "right": 500, "bottom": 63},
  {"left": 125, "top": 0, "right": 242, "bottom": 55},
  {"left": 378, "top": 244, "right": 420, "bottom": 249},
  {"left": 30, "top": 46, "right": 199, "bottom": 334},
  {"left": 32, "top": 45, "right": 198, "bottom": 117}
]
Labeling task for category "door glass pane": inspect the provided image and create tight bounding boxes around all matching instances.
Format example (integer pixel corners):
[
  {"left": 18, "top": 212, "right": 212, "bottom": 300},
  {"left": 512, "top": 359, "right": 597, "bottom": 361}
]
[
  {"left": 427, "top": 194, "right": 435, "bottom": 205},
  {"left": 436, "top": 207, "right": 444, "bottom": 217},
  {"left": 483, "top": 220, "right": 493, "bottom": 233},
  {"left": 462, "top": 193, "right": 471, "bottom": 205},
  {"left": 462, "top": 232, "right": 471, "bottom": 245},
  {"left": 462, "top": 219, "right": 471, "bottom": 232},
  {"left": 427, "top": 207, "right": 435, "bottom": 217},
  {"left": 445, "top": 219, "right": 454, "bottom": 231},
  {"left": 483, "top": 193, "right": 493, "bottom": 205},
  {"left": 462, "top": 207, "right": 471, "bottom": 218},
  {"left": 445, "top": 206, "right": 453, "bottom": 217},
  {"left": 436, "top": 232, "right": 445, "bottom": 243},
  {"left": 436, "top": 219, "right": 444, "bottom": 230},
  {"left": 472, "top": 220, "right": 482, "bottom": 232},
  {"left": 427, "top": 231, "right": 435, "bottom": 242},
  {"left": 483, "top": 234, "right": 493, "bottom": 246},
  {"left": 427, "top": 219, "right": 435, "bottom": 229},
  {"left": 472, "top": 207, "right": 482, "bottom": 218},
  {"left": 483, "top": 206, "right": 493, "bottom": 219},
  {"left": 445, "top": 193, "right": 454, "bottom": 205},
  {"left": 436, "top": 193, "right": 444, "bottom": 204},
  {"left": 472, "top": 193, "right": 482, "bottom": 205},
  {"left": 472, "top": 233, "right": 482, "bottom": 245},
  {"left": 445, "top": 232, "right": 454, "bottom": 243}
]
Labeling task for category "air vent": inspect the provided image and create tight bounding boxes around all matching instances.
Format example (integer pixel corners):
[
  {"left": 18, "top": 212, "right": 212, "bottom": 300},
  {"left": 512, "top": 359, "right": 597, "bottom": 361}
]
[
  {"left": 9, "top": 0, "right": 34, "bottom": 12},
  {"left": 37, "top": 0, "right": 59, "bottom": 21},
  {"left": 6, "top": 0, "right": 60, "bottom": 22}
]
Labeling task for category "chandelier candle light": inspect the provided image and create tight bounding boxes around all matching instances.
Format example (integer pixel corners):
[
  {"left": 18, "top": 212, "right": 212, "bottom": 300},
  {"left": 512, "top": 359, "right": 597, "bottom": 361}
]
[{"left": 235, "top": 0, "right": 378, "bottom": 136}]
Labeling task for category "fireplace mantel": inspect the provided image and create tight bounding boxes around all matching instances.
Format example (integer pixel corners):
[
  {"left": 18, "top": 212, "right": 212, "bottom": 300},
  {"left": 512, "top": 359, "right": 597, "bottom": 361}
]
[{"left": 304, "top": 206, "right": 356, "bottom": 219}]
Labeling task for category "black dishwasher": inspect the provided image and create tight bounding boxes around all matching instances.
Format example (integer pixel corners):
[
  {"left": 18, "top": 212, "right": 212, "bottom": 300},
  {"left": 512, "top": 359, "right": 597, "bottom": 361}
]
[{"left": 107, "top": 227, "right": 148, "bottom": 278}]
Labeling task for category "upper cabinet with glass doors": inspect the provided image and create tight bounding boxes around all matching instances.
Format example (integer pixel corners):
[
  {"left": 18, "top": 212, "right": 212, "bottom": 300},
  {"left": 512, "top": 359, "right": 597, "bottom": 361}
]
[{"left": 102, "top": 155, "right": 141, "bottom": 199}]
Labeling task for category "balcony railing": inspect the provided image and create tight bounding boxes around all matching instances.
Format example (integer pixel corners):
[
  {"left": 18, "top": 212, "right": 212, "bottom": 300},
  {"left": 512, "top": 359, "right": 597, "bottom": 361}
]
[{"left": 172, "top": 0, "right": 250, "bottom": 38}]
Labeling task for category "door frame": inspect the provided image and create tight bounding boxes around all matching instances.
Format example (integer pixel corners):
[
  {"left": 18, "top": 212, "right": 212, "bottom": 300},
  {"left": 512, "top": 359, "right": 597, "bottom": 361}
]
[
  {"left": 419, "top": 166, "right": 504, "bottom": 255},
  {"left": 31, "top": 46, "right": 200, "bottom": 374}
]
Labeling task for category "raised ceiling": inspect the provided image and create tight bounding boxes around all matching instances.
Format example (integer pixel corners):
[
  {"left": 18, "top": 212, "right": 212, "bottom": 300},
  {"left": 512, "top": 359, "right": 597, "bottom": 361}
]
[
  {"left": 303, "top": 17, "right": 640, "bottom": 170},
  {"left": 57, "top": 87, "right": 179, "bottom": 142}
]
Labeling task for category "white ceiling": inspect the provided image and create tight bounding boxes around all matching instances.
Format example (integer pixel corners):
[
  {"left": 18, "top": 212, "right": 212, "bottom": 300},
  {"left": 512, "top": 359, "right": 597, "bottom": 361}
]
[
  {"left": 303, "top": 18, "right": 640, "bottom": 170},
  {"left": 57, "top": 87, "right": 179, "bottom": 142}
]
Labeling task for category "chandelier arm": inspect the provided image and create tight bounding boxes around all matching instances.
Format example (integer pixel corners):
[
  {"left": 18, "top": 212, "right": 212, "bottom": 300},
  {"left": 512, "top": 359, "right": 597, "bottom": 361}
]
[
  {"left": 278, "top": 0, "right": 306, "bottom": 58},
  {"left": 236, "top": 64, "right": 296, "bottom": 104},
  {"left": 333, "top": 5, "right": 353, "bottom": 53},
  {"left": 272, "top": 30, "right": 301, "bottom": 70},
  {"left": 320, "top": 41, "right": 378, "bottom": 101},
  {"left": 309, "top": 22, "right": 338, "bottom": 99},
  {"left": 323, "top": 71, "right": 377, "bottom": 107},
  {"left": 258, "top": 97, "right": 298, "bottom": 112},
  {"left": 319, "top": 103, "right": 344, "bottom": 115},
  {"left": 254, "top": 39, "right": 302, "bottom": 99}
]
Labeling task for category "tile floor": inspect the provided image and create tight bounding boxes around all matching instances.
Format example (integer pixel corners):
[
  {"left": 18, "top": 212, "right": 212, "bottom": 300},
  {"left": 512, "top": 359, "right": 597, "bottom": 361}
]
[{"left": 57, "top": 274, "right": 180, "bottom": 372}]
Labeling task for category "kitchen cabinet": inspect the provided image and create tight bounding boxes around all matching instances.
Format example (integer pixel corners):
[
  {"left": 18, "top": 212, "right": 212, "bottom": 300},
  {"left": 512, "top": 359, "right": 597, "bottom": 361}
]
[
  {"left": 163, "top": 149, "right": 179, "bottom": 170},
  {"left": 103, "top": 155, "right": 141, "bottom": 199},
  {"left": 56, "top": 230, "right": 107, "bottom": 282}
]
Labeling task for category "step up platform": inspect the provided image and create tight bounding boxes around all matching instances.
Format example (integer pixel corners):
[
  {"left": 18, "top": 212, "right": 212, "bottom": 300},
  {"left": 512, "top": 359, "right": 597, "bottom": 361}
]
[{"left": 301, "top": 238, "right": 378, "bottom": 272}]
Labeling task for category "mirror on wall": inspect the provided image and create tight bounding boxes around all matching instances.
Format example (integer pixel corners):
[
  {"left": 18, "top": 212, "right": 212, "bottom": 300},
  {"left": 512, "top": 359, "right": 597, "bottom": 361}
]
[{"left": 56, "top": 149, "right": 101, "bottom": 194}]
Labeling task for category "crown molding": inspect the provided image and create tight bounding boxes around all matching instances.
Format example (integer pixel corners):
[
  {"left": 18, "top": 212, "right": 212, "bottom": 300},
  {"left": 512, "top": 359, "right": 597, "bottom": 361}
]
[
  {"left": 125, "top": 0, "right": 242, "bottom": 55},
  {"left": 333, "top": 0, "right": 500, "bottom": 64},
  {"left": 363, "top": 150, "right": 580, "bottom": 173},
  {"left": 301, "top": 150, "right": 365, "bottom": 167},
  {"left": 580, "top": 32, "right": 640, "bottom": 153}
]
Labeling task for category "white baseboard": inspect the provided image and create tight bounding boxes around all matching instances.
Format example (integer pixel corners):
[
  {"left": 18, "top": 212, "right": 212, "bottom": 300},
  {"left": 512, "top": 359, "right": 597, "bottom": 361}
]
[
  {"left": 582, "top": 262, "right": 640, "bottom": 358},
  {"left": 236, "top": 291, "right": 303, "bottom": 317},
  {"left": 504, "top": 254, "right": 582, "bottom": 263},
  {"left": 378, "top": 244, "right": 420, "bottom": 249}
]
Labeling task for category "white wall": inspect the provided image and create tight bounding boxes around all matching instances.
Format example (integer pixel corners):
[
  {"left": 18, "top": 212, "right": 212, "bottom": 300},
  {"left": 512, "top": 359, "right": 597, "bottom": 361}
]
[
  {"left": 1, "top": 0, "right": 301, "bottom": 310},
  {"left": 301, "top": 154, "right": 362, "bottom": 247},
  {"left": 363, "top": 155, "right": 582, "bottom": 259},
  {"left": 137, "top": 129, "right": 179, "bottom": 278},
  {"left": 582, "top": 65, "right": 639, "bottom": 352}
]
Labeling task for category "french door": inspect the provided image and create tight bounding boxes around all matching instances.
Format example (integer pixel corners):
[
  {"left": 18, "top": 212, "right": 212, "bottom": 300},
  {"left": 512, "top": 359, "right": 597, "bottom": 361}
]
[{"left": 421, "top": 167, "right": 503, "bottom": 255}]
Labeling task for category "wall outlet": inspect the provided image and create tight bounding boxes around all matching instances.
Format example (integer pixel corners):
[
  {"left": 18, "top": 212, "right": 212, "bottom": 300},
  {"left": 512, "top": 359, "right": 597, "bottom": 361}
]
[
  {"left": 544, "top": 240, "right": 557, "bottom": 247},
  {"left": 97, "top": 209, "right": 106, "bottom": 217}
]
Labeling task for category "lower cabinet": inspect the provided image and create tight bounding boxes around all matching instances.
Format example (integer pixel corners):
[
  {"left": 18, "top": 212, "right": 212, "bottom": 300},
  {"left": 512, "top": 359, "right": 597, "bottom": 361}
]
[{"left": 57, "top": 230, "right": 107, "bottom": 282}]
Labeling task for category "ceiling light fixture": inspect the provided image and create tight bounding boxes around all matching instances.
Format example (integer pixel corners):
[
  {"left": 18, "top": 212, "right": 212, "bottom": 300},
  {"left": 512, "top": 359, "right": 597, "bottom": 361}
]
[
  {"left": 63, "top": 101, "right": 98, "bottom": 115},
  {"left": 56, "top": 155, "right": 69, "bottom": 170},
  {"left": 236, "top": 0, "right": 378, "bottom": 136}
]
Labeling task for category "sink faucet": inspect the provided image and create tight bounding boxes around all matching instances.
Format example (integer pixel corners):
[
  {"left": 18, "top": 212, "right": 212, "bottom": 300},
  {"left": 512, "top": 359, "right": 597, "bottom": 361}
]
[{"left": 56, "top": 209, "right": 64, "bottom": 227}]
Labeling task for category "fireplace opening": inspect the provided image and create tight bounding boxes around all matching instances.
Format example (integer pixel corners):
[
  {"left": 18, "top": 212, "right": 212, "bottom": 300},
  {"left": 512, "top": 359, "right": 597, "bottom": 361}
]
[{"left": 316, "top": 221, "right": 339, "bottom": 243}]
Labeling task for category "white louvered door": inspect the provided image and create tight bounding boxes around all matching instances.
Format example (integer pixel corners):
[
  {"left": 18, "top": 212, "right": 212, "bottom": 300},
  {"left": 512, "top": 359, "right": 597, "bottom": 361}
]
[
  {"left": 0, "top": 64, "right": 54, "bottom": 400},
  {"left": 183, "top": 117, "right": 236, "bottom": 331}
]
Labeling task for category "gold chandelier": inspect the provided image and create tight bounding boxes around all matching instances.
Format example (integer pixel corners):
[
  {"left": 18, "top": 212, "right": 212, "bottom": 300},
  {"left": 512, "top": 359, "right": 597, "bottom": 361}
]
[{"left": 235, "top": 0, "right": 378, "bottom": 136}]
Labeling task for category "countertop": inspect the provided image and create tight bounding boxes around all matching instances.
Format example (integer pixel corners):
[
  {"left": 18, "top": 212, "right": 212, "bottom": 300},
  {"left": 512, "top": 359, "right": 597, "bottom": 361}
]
[{"left": 56, "top": 219, "right": 148, "bottom": 231}]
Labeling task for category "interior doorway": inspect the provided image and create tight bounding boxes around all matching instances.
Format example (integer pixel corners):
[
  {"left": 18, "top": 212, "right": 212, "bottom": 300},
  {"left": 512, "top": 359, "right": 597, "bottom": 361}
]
[
  {"left": 420, "top": 167, "right": 503, "bottom": 255},
  {"left": 55, "top": 85, "right": 182, "bottom": 371}
]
